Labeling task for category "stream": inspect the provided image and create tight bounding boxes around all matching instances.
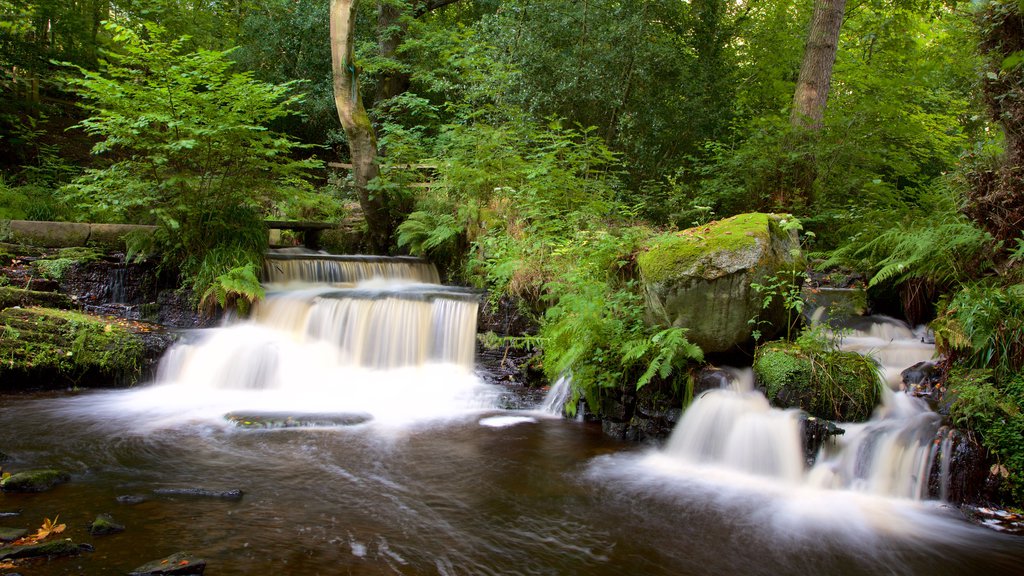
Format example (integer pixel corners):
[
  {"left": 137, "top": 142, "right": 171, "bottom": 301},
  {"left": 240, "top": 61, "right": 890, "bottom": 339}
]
[{"left": 1, "top": 253, "right": 1022, "bottom": 575}]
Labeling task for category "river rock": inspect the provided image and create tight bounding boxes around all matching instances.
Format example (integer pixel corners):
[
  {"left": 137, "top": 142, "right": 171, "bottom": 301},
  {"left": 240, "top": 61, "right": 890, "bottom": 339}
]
[
  {"left": 224, "top": 411, "right": 372, "bottom": 429},
  {"left": 902, "top": 360, "right": 943, "bottom": 398},
  {"left": 0, "top": 527, "right": 28, "bottom": 542},
  {"left": 0, "top": 469, "right": 70, "bottom": 493},
  {"left": 128, "top": 552, "right": 206, "bottom": 575},
  {"left": 152, "top": 488, "right": 243, "bottom": 501},
  {"left": 116, "top": 494, "right": 149, "bottom": 505},
  {"left": 0, "top": 538, "right": 81, "bottom": 560},
  {"left": 89, "top": 513, "right": 125, "bottom": 536},
  {"left": 637, "top": 213, "right": 802, "bottom": 353}
]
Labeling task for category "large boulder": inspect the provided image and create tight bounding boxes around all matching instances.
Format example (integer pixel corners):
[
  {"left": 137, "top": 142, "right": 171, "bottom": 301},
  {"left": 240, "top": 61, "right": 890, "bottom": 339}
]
[{"left": 637, "top": 213, "right": 801, "bottom": 353}]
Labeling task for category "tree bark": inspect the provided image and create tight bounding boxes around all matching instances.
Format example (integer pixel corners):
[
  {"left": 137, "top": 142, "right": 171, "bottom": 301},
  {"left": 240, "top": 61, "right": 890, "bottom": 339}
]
[
  {"left": 330, "top": 0, "right": 390, "bottom": 253},
  {"left": 790, "top": 0, "right": 846, "bottom": 129}
]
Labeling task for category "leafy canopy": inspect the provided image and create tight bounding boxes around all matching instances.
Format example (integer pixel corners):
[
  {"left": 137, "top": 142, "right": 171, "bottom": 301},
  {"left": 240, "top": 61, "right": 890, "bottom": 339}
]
[{"left": 62, "top": 21, "right": 320, "bottom": 309}]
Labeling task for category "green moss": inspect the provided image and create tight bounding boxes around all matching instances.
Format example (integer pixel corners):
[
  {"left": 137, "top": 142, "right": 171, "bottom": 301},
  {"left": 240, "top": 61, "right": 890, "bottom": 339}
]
[
  {"left": 637, "top": 213, "right": 784, "bottom": 284},
  {"left": 0, "top": 286, "right": 74, "bottom": 310},
  {"left": 754, "top": 339, "right": 881, "bottom": 422},
  {"left": 0, "top": 468, "right": 70, "bottom": 492},
  {"left": 32, "top": 247, "right": 103, "bottom": 281},
  {"left": 0, "top": 307, "right": 145, "bottom": 388}
]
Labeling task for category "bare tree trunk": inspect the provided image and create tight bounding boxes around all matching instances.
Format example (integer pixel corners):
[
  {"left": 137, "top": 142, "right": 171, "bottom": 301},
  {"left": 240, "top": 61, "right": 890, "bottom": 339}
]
[
  {"left": 790, "top": 0, "right": 846, "bottom": 129},
  {"left": 330, "top": 0, "right": 390, "bottom": 253}
]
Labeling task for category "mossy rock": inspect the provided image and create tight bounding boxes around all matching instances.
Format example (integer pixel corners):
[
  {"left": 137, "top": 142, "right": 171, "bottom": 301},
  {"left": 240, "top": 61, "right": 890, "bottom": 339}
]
[
  {"left": 0, "top": 538, "right": 82, "bottom": 560},
  {"left": 637, "top": 213, "right": 802, "bottom": 352},
  {"left": 89, "top": 513, "right": 126, "bottom": 536},
  {"left": 128, "top": 551, "right": 206, "bottom": 575},
  {"left": 0, "top": 286, "right": 74, "bottom": 310},
  {"left": 0, "top": 307, "right": 146, "bottom": 389},
  {"left": 753, "top": 340, "right": 881, "bottom": 422},
  {"left": 0, "top": 469, "right": 70, "bottom": 492}
]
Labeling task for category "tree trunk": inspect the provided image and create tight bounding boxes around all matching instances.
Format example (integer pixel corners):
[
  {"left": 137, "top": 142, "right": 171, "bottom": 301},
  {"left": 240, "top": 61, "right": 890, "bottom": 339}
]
[
  {"left": 330, "top": 0, "right": 391, "bottom": 253},
  {"left": 790, "top": 0, "right": 846, "bottom": 129},
  {"left": 374, "top": 2, "right": 411, "bottom": 105}
]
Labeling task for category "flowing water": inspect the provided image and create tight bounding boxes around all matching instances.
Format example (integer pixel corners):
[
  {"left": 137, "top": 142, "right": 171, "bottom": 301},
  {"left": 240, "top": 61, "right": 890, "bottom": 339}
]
[{"left": 1, "top": 257, "right": 1022, "bottom": 574}]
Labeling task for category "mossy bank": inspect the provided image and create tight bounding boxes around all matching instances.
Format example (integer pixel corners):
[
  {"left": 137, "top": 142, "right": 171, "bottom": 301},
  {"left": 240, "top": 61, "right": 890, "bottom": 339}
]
[{"left": 0, "top": 307, "right": 148, "bottom": 389}]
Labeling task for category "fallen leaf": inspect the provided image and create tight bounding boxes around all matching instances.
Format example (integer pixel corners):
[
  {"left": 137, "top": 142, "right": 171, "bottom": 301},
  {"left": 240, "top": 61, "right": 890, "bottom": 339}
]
[{"left": 178, "top": 560, "right": 190, "bottom": 565}]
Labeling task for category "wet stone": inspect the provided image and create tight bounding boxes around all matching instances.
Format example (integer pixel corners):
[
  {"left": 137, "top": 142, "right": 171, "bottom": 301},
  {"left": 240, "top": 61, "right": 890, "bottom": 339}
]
[
  {"left": 128, "top": 551, "right": 206, "bottom": 575},
  {"left": 89, "top": 513, "right": 125, "bottom": 536},
  {"left": 152, "top": 488, "right": 243, "bottom": 501},
  {"left": 0, "top": 538, "right": 81, "bottom": 560},
  {"left": 0, "top": 469, "right": 70, "bottom": 493},
  {"left": 0, "top": 527, "right": 27, "bottom": 542},
  {"left": 224, "top": 411, "right": 372, "bottom": 429}
]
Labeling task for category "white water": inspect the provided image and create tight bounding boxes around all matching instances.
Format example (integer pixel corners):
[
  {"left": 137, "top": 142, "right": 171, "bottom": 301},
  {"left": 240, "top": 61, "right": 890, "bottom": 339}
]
[
  {"left": 540, "top": 374, "right": 575, "bottom": 416},
  {"left": 621, "top": 314, "right": 944, "bottom": 501},
  {"left": 74, "top": 256, "right": 499, "bottom": 429}
]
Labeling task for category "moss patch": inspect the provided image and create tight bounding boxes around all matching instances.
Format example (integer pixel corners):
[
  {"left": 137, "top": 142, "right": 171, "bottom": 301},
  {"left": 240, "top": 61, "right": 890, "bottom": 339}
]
[
  {"left": 0, "top": 287, "right": 74, "bottom": 310},
  {"left": 0, "top": 307, "right": 146, "bottom": 389},
  {"left": 637, "top": 213, "right": 783, "bottom": 284},
  {"left": 754, "top": 339, "right": 881, "bottom": 422},
  {"left": 32, "top": 247, "right": 103, "bottom": 281}
]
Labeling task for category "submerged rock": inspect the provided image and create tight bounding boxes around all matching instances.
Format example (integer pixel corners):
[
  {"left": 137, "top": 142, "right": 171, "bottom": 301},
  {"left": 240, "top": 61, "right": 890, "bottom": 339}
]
[
  {"left": 0, "top": 538, "right": 82, "bottom": 560},
  {"left": 0, "top": 469, "right": 70, "bottom": 493},
  {"left": 637, "top": 213, "right": 802, "bottom": 353},
  {"left": 128, "top": 552, "right": 206, "bottom": 575},
  {"left": 152, "top": 488, "right": 243, "bottom": 501},
  {"left": 224, "top": 411, "right": 371, "bottom": 429},
  {"left": 89, "top": 513, "right": 125, "bottom": 536},
  {"left": 116, "top": 494, "right": 148, "bottom": 505},
  {"left": 0, "top": 527, "right": 28, "bottom": 542}
]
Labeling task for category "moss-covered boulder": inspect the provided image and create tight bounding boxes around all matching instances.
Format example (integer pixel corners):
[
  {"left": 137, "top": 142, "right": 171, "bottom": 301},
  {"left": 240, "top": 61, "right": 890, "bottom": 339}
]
[
  {"left": 753, "top": 340, "right": 881, "bottom": 422},
  {"left": 0, "top": 286, "right": 74, "bottom": 310},
  {"left": 89, "top": 513, "right": 126, "bottom": 536},
  {"left": 0, "top": 538, "right": 82, "bottom": 560},
  {"left": 637, "top": 213, "right": 801, "bottom": 353},
  {"left": 0, "top": 469, "right": 70, "bottom": 492},
  {"left": 0, "top": 307, "right": 147, "bottom": 389}
]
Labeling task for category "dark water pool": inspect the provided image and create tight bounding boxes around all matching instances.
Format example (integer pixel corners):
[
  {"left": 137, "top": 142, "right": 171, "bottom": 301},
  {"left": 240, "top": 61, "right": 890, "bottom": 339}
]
[{"left": 1, "top": 390, "right": 1022, "bottom": 575}]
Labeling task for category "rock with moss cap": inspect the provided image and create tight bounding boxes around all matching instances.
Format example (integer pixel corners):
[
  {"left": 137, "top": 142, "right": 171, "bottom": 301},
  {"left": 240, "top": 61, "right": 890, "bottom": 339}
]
[
  {"left": 753, "top": 339, "right": 881, "bottom": 422},
  {"left": 0, "top": 469, "right": 70, "bottom": 493},
  {"left": 637, "top": 213, "right": 802, "bottom": 353}
]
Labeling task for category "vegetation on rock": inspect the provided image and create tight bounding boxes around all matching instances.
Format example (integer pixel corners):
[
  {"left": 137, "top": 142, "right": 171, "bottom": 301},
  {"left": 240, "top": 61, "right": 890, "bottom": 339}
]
[
  {"left": 754, "top": 335, "right": 881, "bottom": 422},
  {"left": 0, "top": 307, "right": 146, "bottom": 388}
]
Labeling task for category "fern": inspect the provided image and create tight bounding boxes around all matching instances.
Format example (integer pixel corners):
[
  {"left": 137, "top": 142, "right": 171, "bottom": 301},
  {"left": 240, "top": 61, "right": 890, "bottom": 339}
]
[
  {"left": 200, "top": 263, "right": 265, "bottom": 315},
  {"left": 397, "top": 210, "right": 462, "bottom": 256},
  {"left": 822, "top": 218, "right": 992, "bottom": 287}
]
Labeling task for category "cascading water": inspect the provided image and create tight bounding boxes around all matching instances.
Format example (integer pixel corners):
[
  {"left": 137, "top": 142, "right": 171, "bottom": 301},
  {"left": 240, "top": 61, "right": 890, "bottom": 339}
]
[
  {"left": 654, "top": 315, "right": 944, "bottom": 499},
  {"left": 83, "top": 251, "right": 498, "bottom": 427}
]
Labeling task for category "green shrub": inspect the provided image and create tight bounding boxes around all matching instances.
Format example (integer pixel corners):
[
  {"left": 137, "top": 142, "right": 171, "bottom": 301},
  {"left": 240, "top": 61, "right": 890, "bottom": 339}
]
[
  {"left": 934, "top": 283, "right": 1024, "bottom": 380},
  {"left": 947, "top": 368, "right": 1024, "bottom": 503}
]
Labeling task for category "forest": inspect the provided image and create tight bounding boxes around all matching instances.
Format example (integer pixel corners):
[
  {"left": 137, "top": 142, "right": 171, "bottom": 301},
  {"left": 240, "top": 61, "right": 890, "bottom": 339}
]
[{"left": 2, "top": 0, "right": 1024, "bottom": 512}]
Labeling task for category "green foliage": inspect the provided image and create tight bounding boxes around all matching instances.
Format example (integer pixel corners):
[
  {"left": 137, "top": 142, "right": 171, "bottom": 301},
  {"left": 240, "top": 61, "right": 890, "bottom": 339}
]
[
  {"left": 62, "top": 21, "right": 318, "bottom": 309},
  {"left": 934, "top": 282, "right": 1024, "bottom": 380},
  {"left": 200, "top": 261, "right": 264, "bottom": 316},
  {"left": 820, "top": 209, "right": 994, "bottom": 289},
  {"left": 947, "top": 367, "right": 1024, "bottom": 503},
  {"left": 753, "top": 332, "right": 882, "bottom": 422},
  {"left": 32, "top": 247, "right": 102, "bottom": 281}
]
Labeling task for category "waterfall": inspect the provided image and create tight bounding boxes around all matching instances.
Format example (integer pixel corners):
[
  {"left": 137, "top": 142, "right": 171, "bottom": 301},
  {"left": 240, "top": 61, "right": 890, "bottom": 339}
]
[
  {"left": 263, "top": 253, "right": 440, "bottom": 284},
  {"left": 540, "top": 374, "right": 574, "bottom": 416},
  {"left": 130, "top": 251, "right": 496, "bottom": 425},
  {"left": 659, "top": 316, "right": 943, "bottom": 500}
]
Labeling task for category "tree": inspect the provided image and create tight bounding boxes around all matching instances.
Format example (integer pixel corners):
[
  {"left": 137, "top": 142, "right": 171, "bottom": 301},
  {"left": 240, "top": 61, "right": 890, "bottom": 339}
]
[
  {"left": 64, "top": 21, "right": 319, "bottom": 309},
  {"left": 790, "top": 0, "right": 846, "bottom": 129},
  {"left": 330, "top": 0, "right": 391, "bottom": 253}
]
